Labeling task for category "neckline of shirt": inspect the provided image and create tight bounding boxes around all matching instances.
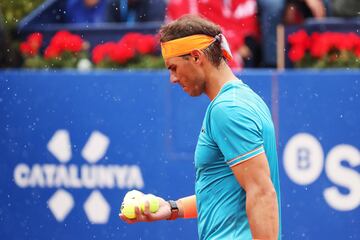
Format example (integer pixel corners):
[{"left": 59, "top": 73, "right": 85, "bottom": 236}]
[{"left": 211, "top": 79, "right": 243, "bottom": 103}]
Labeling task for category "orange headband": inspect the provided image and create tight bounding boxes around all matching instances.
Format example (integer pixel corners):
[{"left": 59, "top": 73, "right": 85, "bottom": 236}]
[{"left": 161, "top": 34, "right": 233, "bottom": 61}]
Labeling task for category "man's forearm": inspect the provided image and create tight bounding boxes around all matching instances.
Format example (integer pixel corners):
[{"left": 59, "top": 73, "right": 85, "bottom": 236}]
[
  {"left": 246, "top": 188, "right": 279, "bottom": 239},
  {"left": 175, "top": 195, "right": 197, "bottom": 219}
]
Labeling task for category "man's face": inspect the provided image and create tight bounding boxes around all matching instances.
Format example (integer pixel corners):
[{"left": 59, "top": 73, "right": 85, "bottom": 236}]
[
  {"left": 84, "top": 0, "right": 99, "bottom": 7},
  {"left": 165, "top": 56, "right": 205, "bottom": 97}
]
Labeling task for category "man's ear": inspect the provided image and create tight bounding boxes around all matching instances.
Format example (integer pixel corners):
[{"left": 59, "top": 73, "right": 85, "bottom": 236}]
[{"left": 190, "top": 50, "right": 202, "bottom": 63}]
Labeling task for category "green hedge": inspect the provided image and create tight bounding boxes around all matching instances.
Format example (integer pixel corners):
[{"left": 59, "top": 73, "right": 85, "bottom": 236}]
[
  {"left": 0, "top": 0, "right": 44, "bottom": 67},
  {"left": 0, "top": 0, "right": 45, "bottom": 27}
]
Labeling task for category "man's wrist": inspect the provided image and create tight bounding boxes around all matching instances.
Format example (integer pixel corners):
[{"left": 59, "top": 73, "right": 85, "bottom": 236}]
[
  {"left": 167, "top": 200, "right": 179, "bottom": 220},
  {"left": 176, "top": 199, "right": 185, "bottom": 218},
  {"left": 166, "top": 199, "right": 185, "bottom": 220}
]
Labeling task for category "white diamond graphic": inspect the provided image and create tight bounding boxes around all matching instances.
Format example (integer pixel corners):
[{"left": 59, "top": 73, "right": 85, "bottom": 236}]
[
  {"left": 45, "top": 129, "right": 112, "bottom": 223},
  {"left": 84, "top": 190, "right": 110, "bottom": 224},
  {"left": 48, "top": 189, "right": 74, "bottom": 222},
  {"left": 81, "top": 131, "right": 110, "bottom": 164},
  {"left": 47, "top": 130, "right": 72, "bottom": 163}
]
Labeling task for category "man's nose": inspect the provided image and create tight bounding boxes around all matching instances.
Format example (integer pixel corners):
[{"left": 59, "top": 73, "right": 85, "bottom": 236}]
[{"left": 170, "top": 74, "right": 178, "bottom": 84}]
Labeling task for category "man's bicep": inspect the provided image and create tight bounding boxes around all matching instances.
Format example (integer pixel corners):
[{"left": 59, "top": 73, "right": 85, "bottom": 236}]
[{"left": 230, "top": 152, "right": 271, "bottom": 191}]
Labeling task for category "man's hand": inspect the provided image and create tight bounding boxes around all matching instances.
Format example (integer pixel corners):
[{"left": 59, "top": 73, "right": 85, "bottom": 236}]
[
  {"left": 119, "top": 196, "right": 171, "bottom": 224},
  {"left": 304, "top": 0, "right": 326, "bottom": 18},
  {"left": 84, "top": 0, "right": 100, "bottom": 8}
]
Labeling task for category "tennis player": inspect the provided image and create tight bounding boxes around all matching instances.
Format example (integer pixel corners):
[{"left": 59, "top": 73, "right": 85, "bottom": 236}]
[{"left": 120, "top": 15, "right": 281, "bottom": 240}]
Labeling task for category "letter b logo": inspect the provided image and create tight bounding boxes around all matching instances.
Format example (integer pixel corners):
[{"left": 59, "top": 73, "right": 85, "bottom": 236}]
[{"left": 283, "top": 133, "right": 324, "bottom": 185}]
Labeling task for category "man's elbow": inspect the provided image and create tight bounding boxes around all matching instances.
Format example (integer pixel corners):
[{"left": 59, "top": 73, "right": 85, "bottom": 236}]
[
  {"left": 247, "top": 184, "right": 277, "bottom": 205},
  {"left": 246, "top": 185, "right": 279, "bottom": 239}
]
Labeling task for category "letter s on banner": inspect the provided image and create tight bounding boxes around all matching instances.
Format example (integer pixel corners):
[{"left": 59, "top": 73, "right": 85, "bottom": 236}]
[
  {"left": 323, "top": 144, "right": 360, "bottom": 211},
  {"left": 284, "top": 133, "right": 360, "bottom": 211}
]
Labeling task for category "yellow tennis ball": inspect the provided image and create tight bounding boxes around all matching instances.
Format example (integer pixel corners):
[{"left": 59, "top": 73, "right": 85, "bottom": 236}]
[
  {"left": 124, "top": 190, "right": 144, "bottom": 202},
  {"left": 140, "top": 194, "right": 160, "bottom": 213},
  {"left": 121, "top": 199, "right": 138, "bottom": 219}
]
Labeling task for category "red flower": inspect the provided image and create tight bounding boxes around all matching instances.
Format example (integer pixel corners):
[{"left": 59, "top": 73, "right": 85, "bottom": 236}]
[
  {"left": 120, "top": 32, "right": 142, "bottom": 49},
  {"left": 44, "top": 45, "right": 61, "bottom": 59},
  {"left": 20, "top": 32, "right": 43, "bottom": 56},
  {"left": 92, "top": 42, "right": 117, "bottom": 64},
  {"left": 19, "top": 42, "right": 36, "bottom": 56},
  {"left": 340, "top": 33, "right": 360, "bottom": 51},
  {"left": 65, "top": 35, "right": 83, "bottom": 52},
  {"left": 27, "top": 32, "right": 43, "bottom": 52},
  {"left": 136, "top": 35, "right": 157, "bottom": 55},
  {"left": 355, "top": 46, "right": 360, "bottom": 58},
  {"left": 49, "top": 31, "right": 83, "bottom": 54},
  {"left": 92, "top": 32, "right": 159, "bottom": 65},
  {"left": 288, "top": 29, "right": 360, "bottom": 65},
  {"left": 288, "top": 30, "right": 309, "bottom": 49},
  {"left": 309, "top": 33, "right": 330, "bottom": 58},
  {"left": 119, "top": 33, "right": 158, "bottom": 55},
  {"left": 92, "top": 44, "right": 106, "bottom": 64},
  {"left": 109, "top": 42, "right": 135, "bottom": 64},
  {"left": 288, "top": 46, "right": 305, "bottom": 62},
  {"left": 326, "top": 32, "right": 347, "bottom": 51},
  {"left": 50, "top": 31, "right": 71, "bottom": 50}
]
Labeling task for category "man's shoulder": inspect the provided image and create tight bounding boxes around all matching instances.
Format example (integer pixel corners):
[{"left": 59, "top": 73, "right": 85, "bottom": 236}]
[
  {"left": 209, "top": 98, "right": 257, "bottom": 124},
  {"left": 210, "top": 92, "right": 252, "bottom": 115},
  {"left": 206, "top": 81, "right": 263, "bottom": 119}
]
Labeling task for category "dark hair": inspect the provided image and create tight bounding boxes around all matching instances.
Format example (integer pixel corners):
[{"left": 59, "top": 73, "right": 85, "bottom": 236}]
[{"left": 159, "top": 14, "right": 224, "bottom": 67}]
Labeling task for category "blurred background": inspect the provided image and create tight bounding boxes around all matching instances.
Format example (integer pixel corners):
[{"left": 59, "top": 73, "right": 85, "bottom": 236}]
[{"left": 0, "top": 0, "right": 359, "bottom": 239}]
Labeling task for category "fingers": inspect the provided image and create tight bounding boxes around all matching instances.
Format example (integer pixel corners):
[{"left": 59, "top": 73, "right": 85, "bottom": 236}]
[
  {"left": 136, "top": 202, "right": 154, "bottom": 221},
  {"left": 119, "top": 206, "right": 148, "bottom": 224},
  {"left": 134, "top": 206, "right": 142, "bottom": 221},
  {"left": 143, "top": 200, "right": 150, "bottom": 216},
  {"left": 119, "top": 206, "right": 146, "bottom": 223},
  {"left": 119, "top": 213, "right": 137, "bottom": 224}
]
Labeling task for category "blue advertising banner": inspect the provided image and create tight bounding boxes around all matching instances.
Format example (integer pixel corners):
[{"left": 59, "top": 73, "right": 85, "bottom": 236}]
[
  {"left": 0, "top": 70, "right": 359, "bottom": 240},
  {"left": 0, "top": 71, "right": 199, "bottom": 240},
  {"left": 277, "top": 71, "right": 360, "bottom": 240}
]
